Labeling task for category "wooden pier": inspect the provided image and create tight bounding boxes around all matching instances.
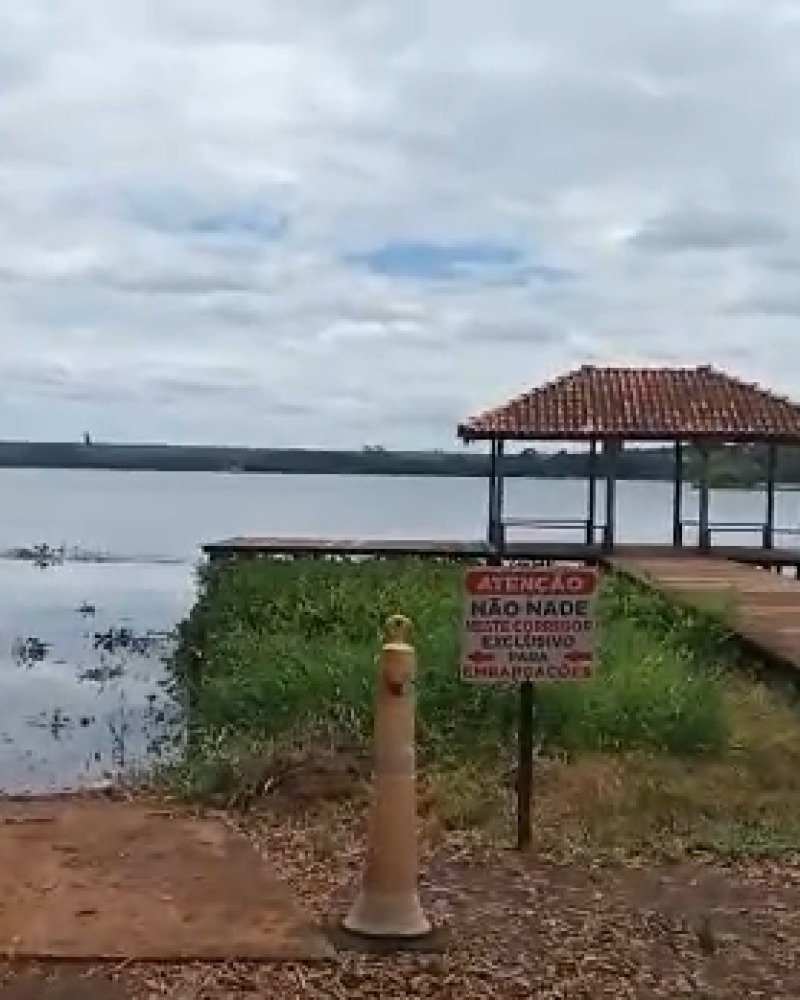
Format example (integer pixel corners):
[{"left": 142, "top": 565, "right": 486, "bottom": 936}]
[
  {"left": 202, "top": 535, "right": 800, "bottom": 570},
  {"left": 205, "top": 366, "right": 800, "bottom": 678},
  {"left": 608, "top": 554, "right": 800, "bottom": 674}
]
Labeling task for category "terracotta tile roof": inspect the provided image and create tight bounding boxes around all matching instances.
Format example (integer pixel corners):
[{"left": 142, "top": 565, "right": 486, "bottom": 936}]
[{"left": 457, "top": 365, "right": 800, "bottom": 442}]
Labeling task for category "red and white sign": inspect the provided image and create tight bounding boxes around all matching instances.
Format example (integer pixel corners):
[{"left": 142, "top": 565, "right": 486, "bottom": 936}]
[{"left": 461, "top": 566, "right": 599, "bottom": 683}]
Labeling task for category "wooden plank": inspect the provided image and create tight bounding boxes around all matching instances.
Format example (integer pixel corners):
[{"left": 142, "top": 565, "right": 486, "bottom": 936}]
[
  {"left": 610, "top": 554, "right": 800, "bottom": 672},
  {"left": 201, "top": 536, "right": 800, "bottom": 568}
]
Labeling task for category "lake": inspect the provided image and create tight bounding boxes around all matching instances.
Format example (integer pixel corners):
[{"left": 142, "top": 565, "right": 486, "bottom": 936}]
[{"left": 1, "top": 469, "right": 797, "bottom": 793}]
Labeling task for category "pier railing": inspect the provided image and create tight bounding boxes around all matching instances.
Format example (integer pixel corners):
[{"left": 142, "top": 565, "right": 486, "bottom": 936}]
[
  {"left": 680, "top": 519, "right": 800, "bottom": 551},
  {"left": 498, "top": 516, "right": 599, "bottom": 546}
]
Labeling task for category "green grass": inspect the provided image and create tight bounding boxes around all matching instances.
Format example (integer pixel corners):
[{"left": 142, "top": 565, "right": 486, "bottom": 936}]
[
  {"left": 164, "top": 557, "right": 800, "bottom": 856},
  {"left": 170, "top": 559, "right": 731, "bottom": 769}
]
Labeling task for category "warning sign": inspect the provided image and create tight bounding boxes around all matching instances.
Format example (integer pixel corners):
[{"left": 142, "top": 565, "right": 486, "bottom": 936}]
[{"left": 461, "top": 566, "right": 599, "bottom": 683}]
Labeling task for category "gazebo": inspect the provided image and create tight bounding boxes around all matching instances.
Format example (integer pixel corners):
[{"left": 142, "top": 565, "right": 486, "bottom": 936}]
[{"left": 457, "top": 365, "right": 800, "bottom": 553}]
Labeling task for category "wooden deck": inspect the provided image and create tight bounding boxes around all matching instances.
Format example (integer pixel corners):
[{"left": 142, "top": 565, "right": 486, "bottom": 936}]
[
  {"left": 609, "top": 554, "right": 800, "bottom": 673},
  {"left": 203, "top": 535, "right": 800, "bottom": 569}
]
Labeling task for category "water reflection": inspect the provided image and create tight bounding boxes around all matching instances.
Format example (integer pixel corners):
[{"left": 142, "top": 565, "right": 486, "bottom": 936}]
[{"left": 0, "top": 559, "right": 195, "bottom": 794}]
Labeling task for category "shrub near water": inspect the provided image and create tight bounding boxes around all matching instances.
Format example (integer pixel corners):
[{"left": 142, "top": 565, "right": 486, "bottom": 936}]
[{"left": 172, "top": 558, "right": 730, "bottom": 770}]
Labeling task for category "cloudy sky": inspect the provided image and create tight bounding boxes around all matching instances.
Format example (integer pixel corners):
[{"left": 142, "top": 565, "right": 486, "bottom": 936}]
[{"left": 1, "top": 1, "right": 799, "bottom": 448}]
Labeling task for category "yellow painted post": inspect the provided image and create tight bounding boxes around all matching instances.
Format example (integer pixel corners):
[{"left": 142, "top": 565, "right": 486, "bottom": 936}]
[{"left": 343, "top": 615, "right": 431, "bottom": 939}]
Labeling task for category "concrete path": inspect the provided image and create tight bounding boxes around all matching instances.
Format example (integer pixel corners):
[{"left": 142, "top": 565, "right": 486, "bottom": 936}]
[{"left": 0, "top": 796, "right": 333, "bottom": 961}]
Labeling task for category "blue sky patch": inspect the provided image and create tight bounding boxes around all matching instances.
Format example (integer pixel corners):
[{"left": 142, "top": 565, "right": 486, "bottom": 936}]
[
  {"left": 352, "top": 239, "right": 522, "bottom": 280},
  {"left": 349, "top": 239, "right": 571, "bottom": 284}
]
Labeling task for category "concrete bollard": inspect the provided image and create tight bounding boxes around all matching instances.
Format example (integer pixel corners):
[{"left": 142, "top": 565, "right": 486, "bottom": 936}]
[{"left": 342, "top": 614, "right": 431, "bottom": 940}]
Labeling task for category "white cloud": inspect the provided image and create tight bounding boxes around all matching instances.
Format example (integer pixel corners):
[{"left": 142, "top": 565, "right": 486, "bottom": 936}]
[{"left": 1, "top": 0, "right": 800, "bottom": 447}]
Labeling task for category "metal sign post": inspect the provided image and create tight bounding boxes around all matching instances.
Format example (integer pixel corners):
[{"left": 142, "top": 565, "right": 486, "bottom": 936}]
[{"left": 460, "top": 565, "right": 600, "bottom": 849}]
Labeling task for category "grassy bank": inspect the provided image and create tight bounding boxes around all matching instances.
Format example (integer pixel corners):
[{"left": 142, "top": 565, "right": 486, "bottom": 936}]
[{"left": 168, "top": 557, "right": 800, "bottom": 857}]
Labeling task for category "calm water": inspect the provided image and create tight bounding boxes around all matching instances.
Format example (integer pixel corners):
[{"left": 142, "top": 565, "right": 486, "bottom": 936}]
[{"left": 1, "top": 469, "right": 797, "bottom": 793}]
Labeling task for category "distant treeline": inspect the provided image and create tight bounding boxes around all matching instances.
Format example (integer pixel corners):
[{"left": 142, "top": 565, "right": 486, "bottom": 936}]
[{"left": 1, "top": 441, "right": 799, "bottom": 486}]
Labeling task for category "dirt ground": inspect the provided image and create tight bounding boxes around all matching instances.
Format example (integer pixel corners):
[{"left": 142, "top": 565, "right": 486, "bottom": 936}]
[
  {"left": 1, "top": 966, "right": 129, "bottom": 1000},
  {"left": 3, "top": 794, "right": 800, "bottom": 999}
]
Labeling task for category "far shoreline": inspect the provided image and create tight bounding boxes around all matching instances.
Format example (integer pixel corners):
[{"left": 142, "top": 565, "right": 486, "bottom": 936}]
[{"left": 0, "top": 440, "right": 797, "bottom": 488}]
